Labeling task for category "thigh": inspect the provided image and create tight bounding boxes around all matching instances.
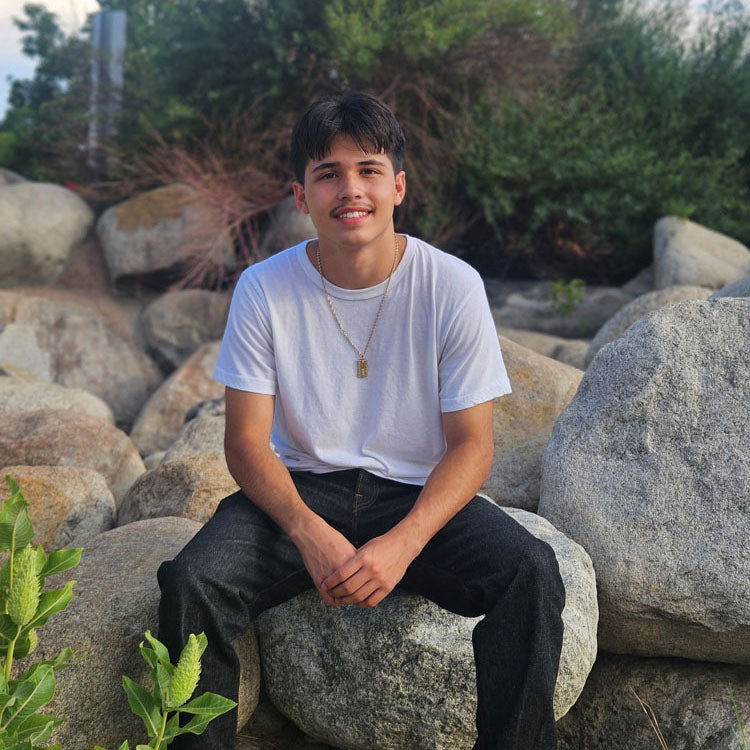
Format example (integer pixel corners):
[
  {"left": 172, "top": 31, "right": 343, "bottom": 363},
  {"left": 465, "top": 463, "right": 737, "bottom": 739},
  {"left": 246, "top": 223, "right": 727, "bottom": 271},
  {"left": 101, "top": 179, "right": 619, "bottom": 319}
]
[
  {"left": 165, "top": 490, "right": 311, "bottom": 615},
  {"left": 400, "top": 496, "right": 561, "bottom": 617}
]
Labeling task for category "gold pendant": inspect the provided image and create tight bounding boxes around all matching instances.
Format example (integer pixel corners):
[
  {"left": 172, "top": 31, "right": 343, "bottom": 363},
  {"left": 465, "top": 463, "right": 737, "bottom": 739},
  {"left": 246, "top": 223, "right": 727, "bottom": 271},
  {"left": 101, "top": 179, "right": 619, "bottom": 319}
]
[{"left": 357, "top": 358, "right": 368, "bottom": 378}]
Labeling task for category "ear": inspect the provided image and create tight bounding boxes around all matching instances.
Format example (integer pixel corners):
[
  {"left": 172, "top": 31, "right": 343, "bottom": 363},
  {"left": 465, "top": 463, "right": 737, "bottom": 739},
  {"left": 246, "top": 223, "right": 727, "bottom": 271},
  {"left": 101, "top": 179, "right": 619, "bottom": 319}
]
[
  {"left": 393, "top": 171, "right": 406, "bottom": 207},
  {"left": 293, "top": 181, "right": 309, "bottom": 214}
]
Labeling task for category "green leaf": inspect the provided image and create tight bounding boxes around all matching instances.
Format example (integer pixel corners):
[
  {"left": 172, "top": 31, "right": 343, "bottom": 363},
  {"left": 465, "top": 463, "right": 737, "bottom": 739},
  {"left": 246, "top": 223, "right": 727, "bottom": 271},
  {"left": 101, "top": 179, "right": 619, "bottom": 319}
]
[
  {"left": 122, "top": 676, "right": 161, "bottom": 739},
  {"left": 24, "top": 582, "right": 74, "bottom": 630},
  {"left": 139, "top": 645, "right": 158, "bottom": 672},
  {"left": 0, "top": 614, "right": 18, "bottom": 642},
  {"left": 174, "top": 691, "right": 237, "bottom": 736},
  {"left": 0, "top": 493, "right": 33, "bottom": 555},
  {"left": 19, "top": 647, "right": 73, "bottom": 680},
  {"left": 14, "top": 712, "right": 64, "bottom": 742},
  {"left": 0, "top": 665, "right": 55, "bottom": 730},
  {"left": 142, "top": 631, "right": 171, "bottom": 665},
  {"left": 39, "top": 549, "right": 81, "bottom": 580}
]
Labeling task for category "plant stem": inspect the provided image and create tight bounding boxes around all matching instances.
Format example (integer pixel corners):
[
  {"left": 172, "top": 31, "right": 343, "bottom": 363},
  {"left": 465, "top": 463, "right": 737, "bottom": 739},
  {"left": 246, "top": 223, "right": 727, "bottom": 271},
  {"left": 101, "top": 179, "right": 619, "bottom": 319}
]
[
  {"left": 154, "top": 709, "right": 169, "bottom": 749},
  {"left": 4, "top": 625, "right": 21, "bottom": 681}
]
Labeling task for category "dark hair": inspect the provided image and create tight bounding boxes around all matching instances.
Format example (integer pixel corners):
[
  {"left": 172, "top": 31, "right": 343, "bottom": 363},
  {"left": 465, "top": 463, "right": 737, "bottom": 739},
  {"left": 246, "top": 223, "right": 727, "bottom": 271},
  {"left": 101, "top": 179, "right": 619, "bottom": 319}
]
[{"left": 290, "top": 92, "right": 406, "bottom": 183}]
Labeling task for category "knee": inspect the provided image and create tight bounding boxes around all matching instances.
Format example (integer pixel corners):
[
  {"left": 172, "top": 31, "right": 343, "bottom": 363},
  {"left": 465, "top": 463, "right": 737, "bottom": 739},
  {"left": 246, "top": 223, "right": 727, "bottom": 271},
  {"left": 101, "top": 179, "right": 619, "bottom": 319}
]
[{"left": 519, "top": 539, "right": 565, "bottom": 610}]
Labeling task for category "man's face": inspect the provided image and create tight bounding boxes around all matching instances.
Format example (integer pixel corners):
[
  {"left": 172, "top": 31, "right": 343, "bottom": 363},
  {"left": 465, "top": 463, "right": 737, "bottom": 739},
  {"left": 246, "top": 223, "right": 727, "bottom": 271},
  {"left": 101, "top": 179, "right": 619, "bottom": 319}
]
[{"left": 293, "top": 134, "right": 406, "bottom": 251}]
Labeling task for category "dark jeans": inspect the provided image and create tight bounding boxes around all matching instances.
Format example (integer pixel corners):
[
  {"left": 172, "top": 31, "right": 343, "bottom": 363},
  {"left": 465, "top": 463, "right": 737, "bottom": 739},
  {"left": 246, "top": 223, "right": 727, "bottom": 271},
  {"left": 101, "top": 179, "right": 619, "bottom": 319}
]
[{"left": 157, "top": 469, "right": 565, "bottom": 750}]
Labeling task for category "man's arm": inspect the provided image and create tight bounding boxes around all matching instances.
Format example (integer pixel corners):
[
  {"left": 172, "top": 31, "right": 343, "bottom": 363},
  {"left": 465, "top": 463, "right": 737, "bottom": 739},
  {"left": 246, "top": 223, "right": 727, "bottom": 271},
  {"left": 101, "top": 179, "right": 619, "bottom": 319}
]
[
  {"left": 223, "top": 386, "right": 358, "bottom": 606},
  {"left": 322, "top": 399, "right": 495, "bottom": 607}
]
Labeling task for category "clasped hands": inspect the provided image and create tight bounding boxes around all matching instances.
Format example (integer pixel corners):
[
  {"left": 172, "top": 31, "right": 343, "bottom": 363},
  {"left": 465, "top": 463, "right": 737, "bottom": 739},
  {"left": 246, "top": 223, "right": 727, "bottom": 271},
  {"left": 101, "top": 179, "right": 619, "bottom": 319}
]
[{"left": 297, "top": 520, "right": 420, "bottom": 609}]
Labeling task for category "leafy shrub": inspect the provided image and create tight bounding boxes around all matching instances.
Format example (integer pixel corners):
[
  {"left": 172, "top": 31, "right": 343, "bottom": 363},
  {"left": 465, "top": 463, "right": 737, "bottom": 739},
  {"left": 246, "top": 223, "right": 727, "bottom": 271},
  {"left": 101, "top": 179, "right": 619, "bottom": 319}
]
[
  {"left": 0, "top": 476, "right": 81, "bottom": 749},
  {"left": 96, "top": 631, "right": 235, "bottom": 750}
]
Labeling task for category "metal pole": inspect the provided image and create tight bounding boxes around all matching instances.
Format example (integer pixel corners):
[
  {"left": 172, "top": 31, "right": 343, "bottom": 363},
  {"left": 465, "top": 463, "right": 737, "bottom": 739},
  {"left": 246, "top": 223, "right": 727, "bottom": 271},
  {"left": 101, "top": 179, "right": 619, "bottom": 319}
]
[{"left": 87, "top": 10, "right": 127, "bottom": 173}]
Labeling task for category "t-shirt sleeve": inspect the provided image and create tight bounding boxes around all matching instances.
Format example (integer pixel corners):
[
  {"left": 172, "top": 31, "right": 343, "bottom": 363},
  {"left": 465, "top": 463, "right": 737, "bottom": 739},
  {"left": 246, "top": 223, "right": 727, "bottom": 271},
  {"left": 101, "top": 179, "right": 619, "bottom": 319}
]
[
  {"left": 213, "top": 272, "right": 277, "bottom": 394},
  {"left": 438, "top": 275, "right": 512, "bottom": 412}
]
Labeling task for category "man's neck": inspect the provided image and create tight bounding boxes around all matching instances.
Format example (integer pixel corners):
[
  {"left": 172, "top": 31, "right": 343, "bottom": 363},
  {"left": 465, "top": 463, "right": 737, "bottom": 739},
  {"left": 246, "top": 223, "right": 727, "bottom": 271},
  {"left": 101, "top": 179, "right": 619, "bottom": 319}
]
[{"left": 306, "top": 234, "right": 404, "bottom": 290}]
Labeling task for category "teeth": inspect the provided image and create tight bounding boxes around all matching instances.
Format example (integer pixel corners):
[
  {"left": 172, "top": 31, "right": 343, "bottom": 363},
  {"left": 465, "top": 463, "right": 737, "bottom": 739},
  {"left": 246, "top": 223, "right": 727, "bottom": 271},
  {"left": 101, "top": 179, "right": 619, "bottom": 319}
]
[{"left": 339, "top": 211, "right": 368, "bottom": 218}]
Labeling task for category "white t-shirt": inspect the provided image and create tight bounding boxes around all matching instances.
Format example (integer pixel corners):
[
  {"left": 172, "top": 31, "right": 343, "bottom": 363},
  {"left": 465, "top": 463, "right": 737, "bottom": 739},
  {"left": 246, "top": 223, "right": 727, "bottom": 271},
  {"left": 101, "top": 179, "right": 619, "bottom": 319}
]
[{"left": 214, "top": 235, "right": 512, "bottom": 485}]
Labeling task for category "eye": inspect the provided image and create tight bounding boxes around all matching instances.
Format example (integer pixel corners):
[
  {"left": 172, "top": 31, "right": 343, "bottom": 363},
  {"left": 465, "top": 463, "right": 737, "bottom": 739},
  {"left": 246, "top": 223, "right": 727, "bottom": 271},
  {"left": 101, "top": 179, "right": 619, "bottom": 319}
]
[
  {"left": 318, "top": 171, "right": 336, "bottom": 180},
  {"left": 361, "top": 168, "right": 379, "bottom": 175}
]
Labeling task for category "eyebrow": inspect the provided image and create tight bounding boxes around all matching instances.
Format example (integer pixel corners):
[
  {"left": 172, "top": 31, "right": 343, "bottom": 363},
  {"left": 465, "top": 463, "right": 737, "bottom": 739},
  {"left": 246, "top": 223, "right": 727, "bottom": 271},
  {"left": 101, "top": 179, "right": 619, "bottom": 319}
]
[{"left": 311, "top": 158, "right": 387, "bottom": 174}]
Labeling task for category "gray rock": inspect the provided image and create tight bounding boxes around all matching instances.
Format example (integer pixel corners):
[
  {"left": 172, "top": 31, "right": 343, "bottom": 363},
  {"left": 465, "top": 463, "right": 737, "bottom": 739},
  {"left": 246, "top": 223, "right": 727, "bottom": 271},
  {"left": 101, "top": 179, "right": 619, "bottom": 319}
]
[
  {"left": 12, "top": 295, "right": 162, "bottom": 427},
  {"left": 539, "top": 299, "right": 750, "bottom": 664},
  {"left": 710, "top": 276, "right": 750, "bottom": 299},
  {"left": 558, "top": 652, "right": 750, "bottom": 750},
  {"left": 584, "top": 285, "right": 712, "bottom": 367},
  {"left": 130, "top": 341, "right": 224, "bottom": 456},
  {"left": 0, "top": 376, "right": 115, "bottom": 423},
  {"left": 492, "top": 283, "right": 634, "bottom": 338},
  {"left": 185, "top": 396, "right": 225, "bottom": 422},
  {"left": 97, "top": 184, "right": 236, "bottom": 290},
  {"left": 163, "top": 414, "right": 225, "bottom": 463},
  {"left": 143, "top": 451, "right": 166, "bottom": 470},
  {"left": 257, "top": 506, "right": 597, "bottom": 750},
  {"left": 0, "top": 324, "right": 52, "bottom": 380},
  {"left": 118, "top": 454, "right": 238, "bottom": 526},
  {"left": 482, "top": 337, "right": 582, "bottom": 511},
  {"left": 653, "top": 216, "right": 750, "bottom": 290},
  {"left": 0, "top": 182, "right": 94, "bottom": 286},
  {"left": 141, "top": 289, "right": 230, "bottom": 370},
  {"left": 498, "top": 327, "right": 590, "bottom": 370},
  {"left": 38, "top": 518, "right": 260, "bottom": 749},
  {"left": 621, "top": 265, "right": 654, "bottom": 296},
  {"left": 0, "top": 409, "right": 145, "bottom": 506},
  {"left": 0, "top": 465, "right": 115, "bottom": 550},
  {"left": 259, "top": 195, "right": 317, "bottom": 255},
  {"left": 0, "top": 167, "right": 28, "bottom": 185}
]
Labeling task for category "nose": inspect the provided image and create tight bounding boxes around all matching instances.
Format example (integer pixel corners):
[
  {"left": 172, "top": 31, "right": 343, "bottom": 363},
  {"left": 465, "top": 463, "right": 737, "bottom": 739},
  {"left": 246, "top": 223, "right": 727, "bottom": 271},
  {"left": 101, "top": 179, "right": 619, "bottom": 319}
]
[{"left": 337, "top": 172, "right": 363, "bottom": 200}]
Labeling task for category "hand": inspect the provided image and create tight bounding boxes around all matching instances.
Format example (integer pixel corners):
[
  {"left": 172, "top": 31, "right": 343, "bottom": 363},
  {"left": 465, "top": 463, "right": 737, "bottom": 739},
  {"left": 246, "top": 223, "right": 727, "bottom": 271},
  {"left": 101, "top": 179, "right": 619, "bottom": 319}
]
[
  {"left": 293, "top": 517, "right": 358, "bottom": 606},
  {"left": 321, "top": 533, "right": 419, "bottom": 608}
]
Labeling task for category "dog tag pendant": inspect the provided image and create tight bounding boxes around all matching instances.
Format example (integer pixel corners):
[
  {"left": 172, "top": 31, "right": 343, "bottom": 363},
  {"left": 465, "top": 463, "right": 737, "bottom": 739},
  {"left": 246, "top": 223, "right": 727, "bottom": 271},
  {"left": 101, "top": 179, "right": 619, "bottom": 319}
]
[{"left": 357, "top": 358, "right": 368, "bottom": 378}]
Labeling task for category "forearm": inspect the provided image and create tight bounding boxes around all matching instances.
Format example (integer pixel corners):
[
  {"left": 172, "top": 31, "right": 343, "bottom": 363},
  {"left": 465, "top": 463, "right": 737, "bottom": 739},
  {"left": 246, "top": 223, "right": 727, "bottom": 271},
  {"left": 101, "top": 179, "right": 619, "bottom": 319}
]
[
  {"left": 225, "top": 440, "right": 324, "bottom": 545},
  {"left": 387, "top": 438, "right": 493, "bottom": 555}
]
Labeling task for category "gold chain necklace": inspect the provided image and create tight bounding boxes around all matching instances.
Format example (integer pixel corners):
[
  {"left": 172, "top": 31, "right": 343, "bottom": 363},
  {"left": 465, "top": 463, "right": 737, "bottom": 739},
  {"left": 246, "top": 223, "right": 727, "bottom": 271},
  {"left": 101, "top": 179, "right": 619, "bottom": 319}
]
[{"left": 316, "top": 234, "right": 399, "bottom": 378}]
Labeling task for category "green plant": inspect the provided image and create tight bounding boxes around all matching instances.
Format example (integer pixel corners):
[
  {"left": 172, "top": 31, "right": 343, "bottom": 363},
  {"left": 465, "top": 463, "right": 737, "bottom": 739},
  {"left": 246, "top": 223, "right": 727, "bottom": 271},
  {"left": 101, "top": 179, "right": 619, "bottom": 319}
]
[
  {"left": 96, "top": 630, "right": 236, "bottom": 749},
  {"left": 0, "top": 476, "right": 81, "bottom": 749},
  {"left": 547, "top": 278, "right": 585, "bottom": 317},
  {"left": 730, "top": 686, "right": 748, "bottom": 749}
]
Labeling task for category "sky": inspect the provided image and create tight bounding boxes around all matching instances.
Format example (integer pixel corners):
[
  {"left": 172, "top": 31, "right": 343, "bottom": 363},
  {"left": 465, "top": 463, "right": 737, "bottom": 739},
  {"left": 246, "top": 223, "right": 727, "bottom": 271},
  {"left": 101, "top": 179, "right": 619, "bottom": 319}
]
[{"left": 0, "top": 0, "right": 718, "bottom": 122}]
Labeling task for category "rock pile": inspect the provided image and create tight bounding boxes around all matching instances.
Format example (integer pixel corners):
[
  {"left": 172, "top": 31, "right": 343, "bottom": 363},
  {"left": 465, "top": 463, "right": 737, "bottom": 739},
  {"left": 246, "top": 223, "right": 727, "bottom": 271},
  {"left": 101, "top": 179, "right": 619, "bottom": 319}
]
[{"left": 0, "top": 175, "right": 748, "bottom": 749}]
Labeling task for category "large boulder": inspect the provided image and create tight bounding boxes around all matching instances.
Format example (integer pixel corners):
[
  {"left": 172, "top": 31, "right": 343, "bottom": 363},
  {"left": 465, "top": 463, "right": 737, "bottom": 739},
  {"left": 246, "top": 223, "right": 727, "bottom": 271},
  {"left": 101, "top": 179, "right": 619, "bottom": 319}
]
[
  {"left": 0, "top": 376, "right": 115, "bottom": 423},
  {"left": 130, "top": 341, "right": 224, "bottom": 456},
  {"left": 491, "top": 283, "right": 634, "bottom": 338},
  {"left": 0, "top": 323, "right": 52, "bottom": 380},
  {"left": 653, "top": 216, "right": 750, "bottom": 290},
  {"left": 141, "top": 289, "right": 230, "bottom": 370},
  {"left": 0, "top": 182, "right": 94, "bottom": 287},
  {"left": 482, "top": 337, "right": 582, "bottom": 511},
  {"left": 558, "top": 652, "right": 750, "bottom": 750},
  {"left": 97, "top": 184, "right": 236, "bottom": 291},
  {"left": 163, "top": 414, "right": 225, "bottom": 463},
  {"left": 118, "top": 454, "right": 238, "bottom": 526},
  {"left": 0, "top": 465, "right": 115, "bottom": 550},
  {"left": 0, "top": 409, "right": 145, "bottom": 506},
  {"left": 37, "top": 518, "right": 260, "bottom": 749},
  {"left": 498, "top": 327, "right": 589, "bottom": 370},
  {"left": 539, "top": 299, "right": 750, "bottom": 664},
  {"left": 710, "top": 276, "right": 750, "bottom": 299},
  {"left": 257, "top": 506, "right": 597, "bottom": 750},
  {"left": 584, "top": 285, "right": 712, "bottom": 367},
  {"left": 9, "top": 295, "right": 162, "bottom": 427}
]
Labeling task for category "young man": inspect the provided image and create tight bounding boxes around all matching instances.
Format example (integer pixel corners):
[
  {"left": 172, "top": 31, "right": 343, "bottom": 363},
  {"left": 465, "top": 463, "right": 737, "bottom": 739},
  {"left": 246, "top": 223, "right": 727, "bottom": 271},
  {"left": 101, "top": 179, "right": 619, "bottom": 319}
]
[{"left": 158, "top": 92, "right": 565, "bottom": 749}]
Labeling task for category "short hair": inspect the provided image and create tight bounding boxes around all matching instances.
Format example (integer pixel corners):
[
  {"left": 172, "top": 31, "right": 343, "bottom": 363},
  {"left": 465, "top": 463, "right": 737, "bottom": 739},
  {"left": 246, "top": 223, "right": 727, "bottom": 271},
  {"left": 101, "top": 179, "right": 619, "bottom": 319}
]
[{"left": 290, "top": 92, "right": 406, "bottom": 184}]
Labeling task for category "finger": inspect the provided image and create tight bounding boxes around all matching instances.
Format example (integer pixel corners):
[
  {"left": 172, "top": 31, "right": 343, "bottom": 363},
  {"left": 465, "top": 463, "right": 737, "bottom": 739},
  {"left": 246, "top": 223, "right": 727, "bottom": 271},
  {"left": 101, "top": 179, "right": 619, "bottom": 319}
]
[
  {"left": 328, "top": 568, "right": 371, "bottom": 598},
  {"left": 318, "top": 586, "right": 339, "bottom": 607},
  {"left": 333, "top": 579, "right": 380, "bottom": 606},
  {"left": 321, "top": 557, "right": 363, "bottom": 591},
  {"left": 358, "top": 588, "right": 388, "bottom": 608}
]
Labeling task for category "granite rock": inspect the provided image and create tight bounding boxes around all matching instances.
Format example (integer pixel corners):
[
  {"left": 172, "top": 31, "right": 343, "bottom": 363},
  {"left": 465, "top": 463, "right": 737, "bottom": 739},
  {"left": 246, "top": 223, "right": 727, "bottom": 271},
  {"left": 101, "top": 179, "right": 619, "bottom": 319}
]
[{"left": 539, "top": 299, "right": 750, "bottom": 664}]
